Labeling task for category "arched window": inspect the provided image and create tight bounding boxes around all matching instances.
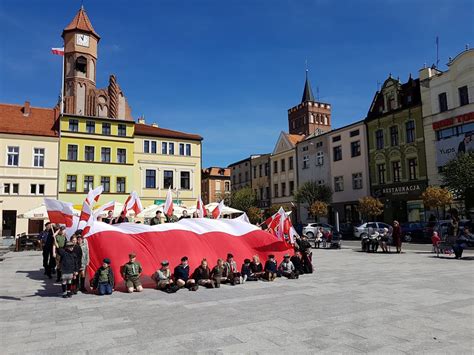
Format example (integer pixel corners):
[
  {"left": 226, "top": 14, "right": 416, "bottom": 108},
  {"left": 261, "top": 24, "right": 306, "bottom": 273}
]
[{"left": 75, "top": 56, "right": 87, "bottom": 74}]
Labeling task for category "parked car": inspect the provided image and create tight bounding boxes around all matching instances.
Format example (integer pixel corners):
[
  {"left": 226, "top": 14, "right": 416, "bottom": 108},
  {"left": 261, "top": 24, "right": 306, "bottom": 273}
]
[
  {"left": 353, "top": 222, "right": 391, "bottom": 239},
  {"left": 339, "top": 222, "right": 355, "bottom": 238},
  {"left": 401, "top": 222, "right": 428, "bottom": 243},
  {"left": 302, "top": 223, "right": 333, "bottom": 239}
]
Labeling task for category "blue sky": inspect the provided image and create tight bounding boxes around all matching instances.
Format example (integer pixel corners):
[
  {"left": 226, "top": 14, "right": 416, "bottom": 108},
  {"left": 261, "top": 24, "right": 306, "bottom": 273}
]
[{"left": 1, "top": 0, "right": 473, "bottom": 167}]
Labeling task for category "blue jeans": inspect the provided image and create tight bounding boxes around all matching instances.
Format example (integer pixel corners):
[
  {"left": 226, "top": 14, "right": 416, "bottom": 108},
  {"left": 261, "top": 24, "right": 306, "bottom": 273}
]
[{"left": 98, "top": 282, "right": 113, "bottom": 295}]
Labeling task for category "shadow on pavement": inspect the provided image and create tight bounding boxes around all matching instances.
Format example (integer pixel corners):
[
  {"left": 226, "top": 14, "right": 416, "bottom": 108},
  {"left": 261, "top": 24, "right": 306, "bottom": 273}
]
[
  {"left": 427, "top": 256, "right": 474, "bottom": 261},
  {"left": 0, "top": 296, "right": 22, "bottom": 301},
  {"left": 16, "top": 270, "right": 61, "bottom": 298}
]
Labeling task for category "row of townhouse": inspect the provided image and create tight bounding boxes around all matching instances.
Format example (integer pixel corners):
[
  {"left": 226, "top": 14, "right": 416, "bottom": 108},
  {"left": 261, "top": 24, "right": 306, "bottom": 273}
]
[
  {"left": 0, "top": 7, "right": 202, "bottom": 237},
  {"left": 0, "top": 103, "right": 202, "bottom": 237},
  {"left": 228, "top": 48, "right": 473, "bottom": 225}
]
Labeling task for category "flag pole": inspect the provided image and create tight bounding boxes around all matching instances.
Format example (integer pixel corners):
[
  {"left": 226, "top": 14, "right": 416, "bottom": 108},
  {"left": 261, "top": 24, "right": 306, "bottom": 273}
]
[{"left": 60, "top": 53, "right": 65, "bottom": 114}]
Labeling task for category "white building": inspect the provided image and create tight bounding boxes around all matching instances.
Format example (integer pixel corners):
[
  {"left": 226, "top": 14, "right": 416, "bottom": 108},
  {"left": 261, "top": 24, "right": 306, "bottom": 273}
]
[
  {"left": 296, "top": 130, "right": 331, "bottom": 224},
  {"left": 327, "top": 120, "right": 370, "bottom": 224},
  {"left": 0, "top": 102, "right": 59, "bottom": 236},
  {"left": 419, "top": 48, "right": 474, "bottom": 187}
]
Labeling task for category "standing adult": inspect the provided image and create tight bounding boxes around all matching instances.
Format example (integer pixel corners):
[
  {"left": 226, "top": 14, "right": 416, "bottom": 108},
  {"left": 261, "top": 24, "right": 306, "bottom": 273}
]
[
  {"left": 53, "top": 226, "right": 67, "bottom": 282},
  {"left": 77, "top": 235, "right": 89, "bottom": 292},
  {"left": 103, "top": 211, "right": 114, "bottom": 224},
  {"left": 392, "top": 220, "right": 402, "bottom": 253},
  {"left": 41, "top": 222, "right": 55, "bottom": 279},
  {"left": 114, "top": 211, "right": 129, "bottom": 224},
  {"left": 150, "top": 211, "right": 162, "bottom": 226}
]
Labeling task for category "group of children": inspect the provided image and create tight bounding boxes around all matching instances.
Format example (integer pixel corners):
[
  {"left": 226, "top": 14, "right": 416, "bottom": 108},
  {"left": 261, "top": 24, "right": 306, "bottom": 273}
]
[
  {"left": 42, "top": 221, "right": 313, "bottom": 297},
  {"left": 90, "top": 251, "right": 311, "bottom": 295}
]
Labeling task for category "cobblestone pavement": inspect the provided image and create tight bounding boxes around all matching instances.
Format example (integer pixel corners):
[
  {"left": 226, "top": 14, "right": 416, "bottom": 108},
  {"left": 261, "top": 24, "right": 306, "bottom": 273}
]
[{"left": 0, "top": 246, "right": 472, "bottom": 354}]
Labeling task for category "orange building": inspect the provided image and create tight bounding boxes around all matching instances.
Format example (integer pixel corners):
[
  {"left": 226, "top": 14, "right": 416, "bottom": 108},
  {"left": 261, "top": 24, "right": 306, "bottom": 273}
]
[{"left": 201, "top": 167, "right": 231, "bottom": 205}]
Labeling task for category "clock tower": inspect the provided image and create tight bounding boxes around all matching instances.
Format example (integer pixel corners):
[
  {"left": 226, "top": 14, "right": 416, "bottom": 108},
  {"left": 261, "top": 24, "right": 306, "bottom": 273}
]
[{"left": 62, "top": 6, "right": 100, "bottom": 116}]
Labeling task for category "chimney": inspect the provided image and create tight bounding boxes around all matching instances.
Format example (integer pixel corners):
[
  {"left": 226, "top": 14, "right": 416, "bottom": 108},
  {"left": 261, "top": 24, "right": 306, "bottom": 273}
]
[
  {"left": 151, "top": 123, "right": 158, "bottom": 127},
  {"left": 137, "top": 117, "right": 145, "bottom": 124},
  {"left": 23, "top": 101, "right": 31, "bottom": 117}
]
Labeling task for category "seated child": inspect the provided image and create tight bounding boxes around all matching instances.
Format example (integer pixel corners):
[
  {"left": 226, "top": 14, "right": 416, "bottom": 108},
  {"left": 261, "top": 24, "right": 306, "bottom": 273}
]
[
  {"left": 152, "top": 260, "right": 178, "bottom": 292},
  {"left": 241, "top": 258, "right": 258, "bottom": 282},
  {"left": 278, "top": 254, "right": 298, "bottom": 279},
  {"left": 264, "top": 254, "right": 278, "bottom": 281},
  {"left": 211, "top": 259, "right": 226, "bottom": 288},
  {"left": 91, "top": 258, "right": 114, "bottom": 295},
  {"left": 250, "top": 255, "right": 264, "bottom": 279},
  {"left": 193, "top": 258, "right": 215, "bottom": 288},
  {"left": 121, "top": 252, "right": 143, "bottom": 293},
  {"left": 224, "top": 253, "right": 241, "bottom": 285},
  {"left": 174, "top": 256, "right": 198, "bottom": 291}
]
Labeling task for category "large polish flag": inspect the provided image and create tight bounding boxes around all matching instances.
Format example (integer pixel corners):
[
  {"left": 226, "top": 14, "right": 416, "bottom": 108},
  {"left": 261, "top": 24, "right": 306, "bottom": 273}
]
[
  {"left": 85, "top": 218, "right": 294, "bottom": 291},
  {"left": 93, "top": 201, "right": 115, "bottom": 219},
  {"left": 196, "top": 196, "right": 206, "bottom": 218},
  {"left": 123, "top": 191, "right": 143, "bottom": 215},
  {"left": 44, "top": 198, "right": 74, "bottom": 227},
  {"left": 212, "top": 200, "right": 225, "bottom": 219},
  {"left": 164, "top": 187, "right": 174, "bottom": 217},
  {"left": 85, "top": 186, "right": 104, "bottom": 207},
  {"left": 51, "top": 47, "right": 64, "bottom": 56}
]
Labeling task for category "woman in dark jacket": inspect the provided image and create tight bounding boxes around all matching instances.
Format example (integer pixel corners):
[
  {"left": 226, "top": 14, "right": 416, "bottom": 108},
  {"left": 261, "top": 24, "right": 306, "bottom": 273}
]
[
  {"left": 392, "top": 220, "right": 402, "bottom": 253},
  {"left": 193, "top": 259, "right": 214, "bottom": 288}
]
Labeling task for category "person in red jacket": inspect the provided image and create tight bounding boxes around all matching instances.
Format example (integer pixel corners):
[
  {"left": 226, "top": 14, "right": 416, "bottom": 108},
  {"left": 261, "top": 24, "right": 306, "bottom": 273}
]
[{"left": 431, "top": 231, "right": 441, "bottom": 253}]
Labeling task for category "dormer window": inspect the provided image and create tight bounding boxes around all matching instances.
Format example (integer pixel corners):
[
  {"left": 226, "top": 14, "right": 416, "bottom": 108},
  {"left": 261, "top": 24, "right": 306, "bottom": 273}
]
[{"left": 75, "top": 56, "right": 87, "bottom": 74}]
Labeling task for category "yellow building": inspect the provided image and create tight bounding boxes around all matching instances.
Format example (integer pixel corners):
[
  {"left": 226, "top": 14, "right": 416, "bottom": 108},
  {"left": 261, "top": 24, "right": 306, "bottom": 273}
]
[
  {"left": 58, "top": 115, "right": 134, "bottom": 206},
  {"left": 0, "top": 102, "right": 59, "bottom": 236},
  {"left": 134, "top": 120, "right": 203, "bottom": 208}
]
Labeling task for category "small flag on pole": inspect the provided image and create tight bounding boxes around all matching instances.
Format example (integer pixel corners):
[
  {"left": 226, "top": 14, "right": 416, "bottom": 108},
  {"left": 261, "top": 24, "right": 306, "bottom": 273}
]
[
  {"left": 51, "top": 47, "right": 65, "bottom": 56},
  {"left": 164, "top": 187, "right": 174, "bottom": 217}
]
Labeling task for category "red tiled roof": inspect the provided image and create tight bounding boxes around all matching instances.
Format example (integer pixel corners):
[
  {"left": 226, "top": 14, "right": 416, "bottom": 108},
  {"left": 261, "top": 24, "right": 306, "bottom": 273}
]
[
  {"left": 134, "top": 123, "right": 203, "bottom": 141},
  {"left": 202, "top": 167, "right": 231, "bottom": 177},
  {"left": 63, "top": 7, "right": 100, "bottom": 39},
  {"left": 0, "top": 102, "right": 58, "bottom": 137}
]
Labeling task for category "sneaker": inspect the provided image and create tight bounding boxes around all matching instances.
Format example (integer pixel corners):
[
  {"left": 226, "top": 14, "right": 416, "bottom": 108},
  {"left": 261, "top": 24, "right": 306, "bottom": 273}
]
[{"left": 62, "top": 294, "right": 68, "bottom": 298}]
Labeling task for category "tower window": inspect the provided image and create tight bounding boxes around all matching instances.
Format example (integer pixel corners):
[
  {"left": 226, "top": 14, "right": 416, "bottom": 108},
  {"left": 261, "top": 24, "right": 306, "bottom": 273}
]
[{"left": 75, "top": 56, "right": 87, "bottom": 74}]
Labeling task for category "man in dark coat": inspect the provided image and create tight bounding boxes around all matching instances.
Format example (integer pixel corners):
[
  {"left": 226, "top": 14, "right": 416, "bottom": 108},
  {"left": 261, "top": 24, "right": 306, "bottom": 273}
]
[{"left": 41, "top": 223, "right": 56, "bottom": 278}]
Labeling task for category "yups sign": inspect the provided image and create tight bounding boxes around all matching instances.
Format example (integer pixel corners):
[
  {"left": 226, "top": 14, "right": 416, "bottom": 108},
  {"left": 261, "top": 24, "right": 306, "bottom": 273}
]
[{"left": 435, "top": 132, "right": 474, "bottom": 167}]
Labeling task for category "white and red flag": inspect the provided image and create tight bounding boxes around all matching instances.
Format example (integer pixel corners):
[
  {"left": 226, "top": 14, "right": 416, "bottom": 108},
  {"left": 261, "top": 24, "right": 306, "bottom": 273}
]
[
  {"left": 79, "top": 200, "right": 93, "bottom": 225},
  {"left": 81, "top": 213, "right": 95, "bottom": 237},
  {"left": 44, "top": 198, "right": 74, "bottom": 227},
  {"left": 85, "top": 186, "right": 103, "bottom": 207},
  {"left": 123, "top": 191, "right": 143, "bottom": 215},
  {"left": 93, "top": 201, "right": 115, "bottom": 219},
  {"left": 277, "top": 207, "right": 287, "bottom": 239},
  {"left": 212, "top": 200, "right": 225, "bottom": 219},
  {"left": 51, "top": 47, "right": 64, "bottom": 56},
  {"left": 164, "top": 187, "right": 174, "bottom": 217},
  {"left": 196, "top": 196, "right": 207, "bottom": 218}
]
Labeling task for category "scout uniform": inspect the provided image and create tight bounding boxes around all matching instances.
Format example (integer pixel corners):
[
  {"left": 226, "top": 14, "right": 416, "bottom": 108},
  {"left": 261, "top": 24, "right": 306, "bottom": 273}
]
[{"left": 122, "top": 260, "right": 142, "bottom": 289}]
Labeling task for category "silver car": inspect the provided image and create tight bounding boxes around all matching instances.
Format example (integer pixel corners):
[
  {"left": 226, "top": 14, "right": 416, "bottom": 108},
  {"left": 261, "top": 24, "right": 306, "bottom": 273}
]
[{"left": 353, "top": 222, "right": 391, "bottom": 239}]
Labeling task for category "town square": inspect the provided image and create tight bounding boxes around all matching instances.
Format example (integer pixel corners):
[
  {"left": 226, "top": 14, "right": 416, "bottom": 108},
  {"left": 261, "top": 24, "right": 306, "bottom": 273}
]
[{"left": 0, "top": 1, "right": 473, "bottom": 354}]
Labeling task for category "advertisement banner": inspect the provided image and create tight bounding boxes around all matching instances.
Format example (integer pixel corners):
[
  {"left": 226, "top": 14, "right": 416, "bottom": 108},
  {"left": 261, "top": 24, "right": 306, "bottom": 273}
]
[{"left": 435, "top": 132, "right": 474, "bottom": 167}]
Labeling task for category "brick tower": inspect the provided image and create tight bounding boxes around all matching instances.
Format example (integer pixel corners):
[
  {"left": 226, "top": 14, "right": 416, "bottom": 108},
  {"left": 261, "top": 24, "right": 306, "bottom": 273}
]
[{"left": 287, "top": 70, "right": 332, "bottom": 136}]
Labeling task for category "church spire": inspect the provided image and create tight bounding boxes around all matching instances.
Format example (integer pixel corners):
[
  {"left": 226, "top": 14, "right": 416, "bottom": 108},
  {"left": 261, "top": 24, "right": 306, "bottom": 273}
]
[
  {"left": 62, "top": 6, "right": 100, "bottom": 39},
  {"left": 301, "top": 69, "right": 315, "bottom": 103}
]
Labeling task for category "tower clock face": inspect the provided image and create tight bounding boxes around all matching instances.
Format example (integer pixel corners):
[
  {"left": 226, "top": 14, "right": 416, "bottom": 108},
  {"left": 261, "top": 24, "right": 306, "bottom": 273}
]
[{"left": 76, "top": 34, "right": 90, "bottom": 47}]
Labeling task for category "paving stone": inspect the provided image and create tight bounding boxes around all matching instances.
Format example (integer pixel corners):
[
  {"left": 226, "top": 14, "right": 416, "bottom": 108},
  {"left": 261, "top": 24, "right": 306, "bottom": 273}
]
[{"left": 0, "top": 247, "right": 472, "bottom": 354}]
